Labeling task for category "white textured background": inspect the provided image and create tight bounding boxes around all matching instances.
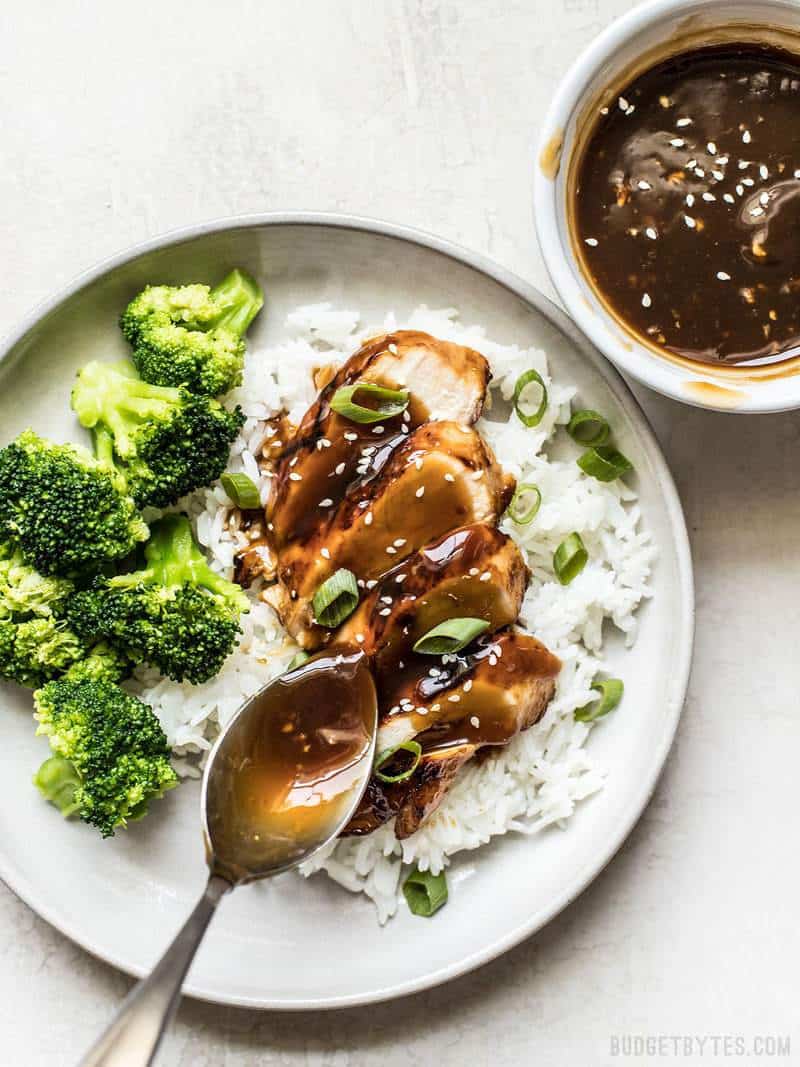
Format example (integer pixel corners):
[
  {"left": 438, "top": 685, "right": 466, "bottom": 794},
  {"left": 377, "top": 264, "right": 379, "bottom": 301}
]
[{"left": 2, "top": 1, "right": 798, "bottom": 1064}]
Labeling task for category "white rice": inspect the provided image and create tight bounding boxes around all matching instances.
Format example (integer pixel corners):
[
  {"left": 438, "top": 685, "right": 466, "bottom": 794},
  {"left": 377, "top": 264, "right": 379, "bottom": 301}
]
[{"left": 129, "top": 304, "right": 656, "bottom": 923}]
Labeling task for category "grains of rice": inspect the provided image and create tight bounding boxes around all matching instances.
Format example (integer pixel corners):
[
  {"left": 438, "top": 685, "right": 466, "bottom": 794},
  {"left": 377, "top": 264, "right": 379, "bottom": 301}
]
[{"left": 129, "top": 303, "right": 655, "bottom": 924}]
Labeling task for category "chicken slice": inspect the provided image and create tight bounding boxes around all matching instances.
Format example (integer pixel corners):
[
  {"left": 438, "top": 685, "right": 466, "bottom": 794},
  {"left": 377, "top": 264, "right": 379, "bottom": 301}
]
[
  {"left": 337, "top": 523, "right": 528, "bottom": 685},
  {"left": 344, "top": 630, "right": 561, "bottom": 837},
  {"left": 269, "top": 422, "right": 515, "bottom": 645},
  {"left": 267, "top": 331, "right": 490, "bottom": 549}
]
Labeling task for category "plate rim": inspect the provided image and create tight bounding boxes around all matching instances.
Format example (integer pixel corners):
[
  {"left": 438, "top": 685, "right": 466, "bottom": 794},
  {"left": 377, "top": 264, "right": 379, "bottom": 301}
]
[{"left": 0, "top": 211, "right": 695, "bottom": 1010}]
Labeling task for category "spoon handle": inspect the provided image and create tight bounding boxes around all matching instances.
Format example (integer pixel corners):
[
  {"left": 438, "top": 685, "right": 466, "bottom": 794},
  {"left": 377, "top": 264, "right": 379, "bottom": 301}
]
[{"left": 79, "top": 874, "right": 231, "bottom": 1067}]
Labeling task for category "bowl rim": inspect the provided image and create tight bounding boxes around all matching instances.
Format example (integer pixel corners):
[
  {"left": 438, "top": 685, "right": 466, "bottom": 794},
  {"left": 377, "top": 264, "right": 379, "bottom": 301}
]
[
  {"left": 0, "top": 211, "right": 695, "bottom": 1009},
  {"left": 533, "top": 0, "right": 800, "bottom": 414}
]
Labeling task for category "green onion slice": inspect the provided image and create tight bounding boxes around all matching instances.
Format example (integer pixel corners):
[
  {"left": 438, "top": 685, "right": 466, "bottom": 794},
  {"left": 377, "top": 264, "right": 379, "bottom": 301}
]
[
  {"left": 374, "top": 740, "right": 423, "bottom": 784},
  {"left": 312, "top": 568, "right": 359, "bottom": 628},
  {"left": 574, "top": 678, "right": 624, "bottom": 722},
  {"left": 507, "top": 483, "right": 542, "bottom": 525},
  {"left": 221, "top": 472, "right": 261, "bottom": 509},
  {"left": 286, "top": 651, "right": 310, "bottom": 672},
  {"left": 513, "top": 369, "right": 548, "bottom": 427},
  {"left": 577, "top": 445, "right": 633, "bottom": 482},
  {"left": 403, "top": 865, "right": 449, "bottom": 917},
  {"left": 412, "top": 617, "right": 490, "bottom": 655},
  {"left": 553, "top": 532, "right": 588, "bottom": 585},
  {"left": 330, "top": 380, "right": 410, "bottom": 424},
  {"left": 567, "top": 409, "right": 610, "bottom": 446}
]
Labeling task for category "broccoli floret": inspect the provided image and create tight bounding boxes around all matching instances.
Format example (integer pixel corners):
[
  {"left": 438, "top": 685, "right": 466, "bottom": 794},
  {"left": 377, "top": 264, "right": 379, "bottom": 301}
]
[
  {"left": 34, "top": 677, "right": 178, "bottom": 837},
  {"left": 0, "top": 543, "right": 74, "bottom": 620},
  {"left": 62, "top": 642, "right": 132, "bottom": 685},
  {"left": 67, "top": 514, "right": 249, "bottom": 684},
  {"left": 0, "top": 616, "right": 84, "bottom": 688},
  {"left": 120, "top": 269, "right": 263, "bottom": 396},
  {"left": 0, "top": 430, "right": 148, "bottom": 576},
  {"left": 71, "top": 360, "right": 244, "bottom": 509}
]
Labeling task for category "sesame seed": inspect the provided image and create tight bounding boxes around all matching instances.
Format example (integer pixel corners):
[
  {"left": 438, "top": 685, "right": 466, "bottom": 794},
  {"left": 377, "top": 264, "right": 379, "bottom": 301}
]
[
  {"left": 637, "top": 179, "right": 651, "bottom": 190},
  {"left": 600, "top": 105, "right": 609, "bottom": 115},
  {"left": 289, "top": 472, "right": 302, "bottom": 481},
  {"left": 444, "top": 473, "right": 455, "bottom": 482},
  {"left": 702, "top": 192, "right": 716, "bottom": 202},
  {"left": 320, "top": 547, "right": 330, "bottom": 559},
  {"left": 716, "top": 155, "right": 729, "bottom": 165},
  {"left": 334, "top": 462, "right": 345, "bottom": 475},
  {"left": 385, "top": 545, "right": 397, "bottom": 555},
  {"left": 489, "top": 654, "right": 498, "bottom": 666},
  {"left": 717, "top": 271, "right": 731, "bottom": 281},
  {"left": 742, "top": 129, "right": 752, "bottom": 144},
  {"left": 584, "top": 237, "right": 598, "bottom": 247},
  {"left": 759, "top": 164, "right": 769, "bottom": 180},
  {"left": 395, "top": 573, "right": 407, "bottom": 583},
  {"left": 760, "top": 192, "right": 769, "bottom": 206},
  {"left": 676, "top": 116, "right": 692, "bottom": 127},
  {"left": 415, "top": 486, "right": 425, "bottom": 498},
  {"left": 685, "top": 193, "right": 695, "bottom": 207},
  {"left": 736, "top": 183, "right": 745, "bottom": 196},
  {"left": 694, "top": 168, "right": 705, "bottom": 178},
  {"left": 646, "top": 227, "right": 658, "bottom": 240},
  {"left": 358, "top": 500, "right": 369, "bottom": 508},
  {"left": 618, "top": 96, "right": 629, "bottom": 111},
  {"left": 684, "top": 215, "right": 696, "bottom": 229},
  {"left": 480, "top": 571, "right": 492, "bottom": 582},
  {"left": 448, "top": 694, "right": 461, "bottom": 703},
  {"left": 463, "top": 680, "right": 473, "bottom": 692},
  {"left": 431, "top": 703, "right": 441, "bottom": 712},
  {"left": 289, "top": 456, "right": 298, "bottom": 467},
  {"left": 364, "top": 512, "right": 373, "bottom": 526},
  {"left": 686, "top": 159, "right": 697, "bottom": 168},
  {"left": 707, "top": 141, "right": 717, "bottom": 154},
  {"left": 320, "top": 438, "right": 331, "bottom": 448},
  {"left": 356, "top": 633, "right": 365, "bottom": 643},
  {"left": 712, "top": 170, "right": 724, "bottom": 181},
  {"left": 372, "top": 426, "right": 385, "bottom": 435},
  {"left": 394, "top": 538, "right": 406, "bottom": 547},
  {"left": 381, "top": 595, "right": 393, "bottom": 604},
  {"left": 319, "top": 497, "right": 333, "bottom": 507},
  {"left": 469, "top": 716, "right": 480, "bottom": 728},
  {"left": 795, "top": 170, "right": 800, "bottom": 179},
  {"left": 469, "top": 567, "right": 480, "bottom": 576},
  {"left": 749, "top": 205, "right": 764, "bottom": 217},
  {"left": 641, "top": 292, "right": 652, "bottom": 308},
  {"left": 414, "top": 458, "right": 423, "bottom": 470},
  {"left": 388, "top": 343, "right": 398, "bottom": 354},
  {"left": 365, "top": 579, "right": 377, "bottom": 589},
  {"left": 669, "top": 138, "right": 685, "bottom": 148},
  {"left": 739, "top": 160, "right": 751, "bottom": 170},
  {"left": 401, "top": 425, "right": 409, "bottom": 435},
  {"left": 416, "top": 707, "right": 428, "bottom": 715},
  {"left": 379, "top": 607, "right": 391, "bottom": 616},
  {"left": 742, "top": 177, "right": 754, "bottom": 186},
  {"left": 344, "top": 431, "right": 358, "bottom": 442},
  {"left": 723, "top": 193, "right": 735, "bottom": 204},
  {"left": 402, "top": 410, "right": 411, "bottom": 423}
]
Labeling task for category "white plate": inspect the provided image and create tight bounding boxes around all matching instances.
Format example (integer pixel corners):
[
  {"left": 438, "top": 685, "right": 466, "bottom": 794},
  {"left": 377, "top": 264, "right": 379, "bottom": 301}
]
[{"left": 0, "top": 213, "right": 693, "bottom": 1009}]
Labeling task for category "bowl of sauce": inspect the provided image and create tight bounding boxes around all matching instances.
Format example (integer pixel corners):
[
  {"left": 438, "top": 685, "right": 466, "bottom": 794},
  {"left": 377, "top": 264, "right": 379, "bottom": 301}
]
[{"left": 534, "top": 0, "right": 800, "bottom": 412}]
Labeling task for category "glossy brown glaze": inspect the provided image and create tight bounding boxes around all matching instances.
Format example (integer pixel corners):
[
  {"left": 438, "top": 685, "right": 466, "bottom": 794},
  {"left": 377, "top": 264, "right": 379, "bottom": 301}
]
[
  {"left": 268, "top": 421, "right": 515, "bottom": 646},
  {"left": 267, "top": 330, "right": 490, "bottom": 549},
  {"left": 337, "top": 522, "right": 528, "bottom": 683},
  {"left": 574, "top": 44, "right": 800, "bottom": 366},
  {"left": 205, "top": 647, "right": 376, "bottom": 883}
]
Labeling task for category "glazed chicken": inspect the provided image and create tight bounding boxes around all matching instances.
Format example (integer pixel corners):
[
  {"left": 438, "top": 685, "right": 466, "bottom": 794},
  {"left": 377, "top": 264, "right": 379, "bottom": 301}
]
[{"left": 259, "top": 329, "right": 561, "bottom": 839}]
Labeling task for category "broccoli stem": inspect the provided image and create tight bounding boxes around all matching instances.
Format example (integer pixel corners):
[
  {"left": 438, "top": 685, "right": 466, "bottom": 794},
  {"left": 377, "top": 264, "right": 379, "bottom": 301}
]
[
  {"left": 110, "top": 515, "right": 249, "bottom": 610},
  {"left": 34, "top": 755, "right": 81, "bottom": 817},
  {"left": 210, "top": 269, "right": 264, "bottom": 336}
]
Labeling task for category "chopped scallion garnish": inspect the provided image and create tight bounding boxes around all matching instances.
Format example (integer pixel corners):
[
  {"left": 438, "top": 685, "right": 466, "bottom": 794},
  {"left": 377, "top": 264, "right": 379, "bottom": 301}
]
[
  {"left": 513, "top": 369, "right": 548, "bottom": 427},
  {"left": 286, "top": 651, "right": 311, "bottom": 672},
  {"left": 574, "top": 678, "right": 624, "bottom": 722},
  {"left": 221, "top": 472, "right": 261, "bottom": 509},
  {"left": 311, "top": 568, "right": 359, "bottom": 628},
  {"left": 507, "top": 483, "right": 541, "bottom": 525},
  {"left": 403, "top": 865, "right": 448, "bottom": 917},
  {"left": 412, "top": 617, "right": 490, "bottom": 655},
  {"left": 567, "top": 409, "right": 610, "bottom": 446},
  {"left": 553, "top": 533, "right": 588, "bottom": 585},
  {"left": 374, "top": 740, "right": 422, "bottom": 783},
  {"left": 330, "top": 380, "right": 409, "bottom": 424},
  {"left": 577, "top": 445, "right": 633, "bottom": 482}
]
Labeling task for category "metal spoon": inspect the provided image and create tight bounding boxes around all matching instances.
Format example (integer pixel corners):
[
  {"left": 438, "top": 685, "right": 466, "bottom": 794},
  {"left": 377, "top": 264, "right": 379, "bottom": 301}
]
[{"left": 80, "top": 646, "right": 377, "bottom": 1067}]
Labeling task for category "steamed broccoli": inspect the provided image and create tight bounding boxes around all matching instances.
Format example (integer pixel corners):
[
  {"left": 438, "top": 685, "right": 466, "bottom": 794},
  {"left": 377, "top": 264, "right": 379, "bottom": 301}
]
[
  {"left": 0, "top": 430, "right": 148, "bottom": 576},
  {"left": 34, "top": 677, "right": 178, "bottom": 837},
  {"left": 0, "top": 543, "right": 124, "bottom": 688},
  {"left": 68, "top": 514, "right": 249, "bottom": 684},
  {"left": 120, "top": 269, "right": 263, "bottom": 396},
  {"left": 71, "top": 360, "right": 244, "bottom": 509}
]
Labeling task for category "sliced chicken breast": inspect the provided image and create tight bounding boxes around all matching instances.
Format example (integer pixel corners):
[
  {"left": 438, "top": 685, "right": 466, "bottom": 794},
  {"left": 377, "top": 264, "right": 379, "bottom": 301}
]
[
  {"left": 267, "top": 331, "right": 490, "bottom": 549},
  {"left": 338, "top": 523, "right": 528, "bottom": 683},
  {"left": 344, "top": 630, "right": 561, "bottom": 837},
  {"left": 269, "top": 422, "right": 515, "bottom": 645}
]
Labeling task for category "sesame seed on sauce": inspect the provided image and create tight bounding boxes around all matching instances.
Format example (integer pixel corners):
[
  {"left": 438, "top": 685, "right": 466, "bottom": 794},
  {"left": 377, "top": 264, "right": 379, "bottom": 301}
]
[
  {"left": 479, "top": 570, "right": 492, "bottom": 582},
  {"left": 379, "top": 607, "right": 391, "bottom": 616},
  {"left": 320, "top": 547, "right": 330, "bottom": 559},
  {"left": 641, "top": 293, "right": 652, "bottom": 308},
  {"left": 343, "top": 431, "right": 358, "bottom": 441},
  {"left": 717, "top": 271, "right": 731, "bottom": 281},
  {"left": 415, "top": 486, "right": 425, "bottom": 498},
  {"left": 393, "top": 538, "right": 406, "bottom": 547},
  {"left": 463, "top": 679, "right": 474, "bottom": 692},
  {"left": 444, "top": 472, "right": 455, "bottom": 482},
  {"left": 319, "top": 497, "right": 333, "bottom": 507},
  {"left": 448, "top": 694, "right": 461, "bottom": 703},
  {"left": 584, "top": 237, "right": 598, "bottom": 246},
  {"left": 289, "top": 472, "right": 302, "bottom": 481},
  {"left": 394, "top": 573, "right": 407, "bottom": 583},
  {"left": 334, "top": 462, "right": 346, "bottom": 475},
  {"left": 364, "top": 512, "right": 373, "bottom": 525},
  {"left": 469, "top": 716, "right": 480, "bottom": 728},
  {"left": 388, "top": 342, "right": 398, "bottom": 354}
]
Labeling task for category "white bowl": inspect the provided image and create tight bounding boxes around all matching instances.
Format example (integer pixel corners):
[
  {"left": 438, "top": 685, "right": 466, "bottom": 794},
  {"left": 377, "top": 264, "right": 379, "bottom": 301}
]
[{"left": 534, "top": 0, "right": 800, "bottom": 413}]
